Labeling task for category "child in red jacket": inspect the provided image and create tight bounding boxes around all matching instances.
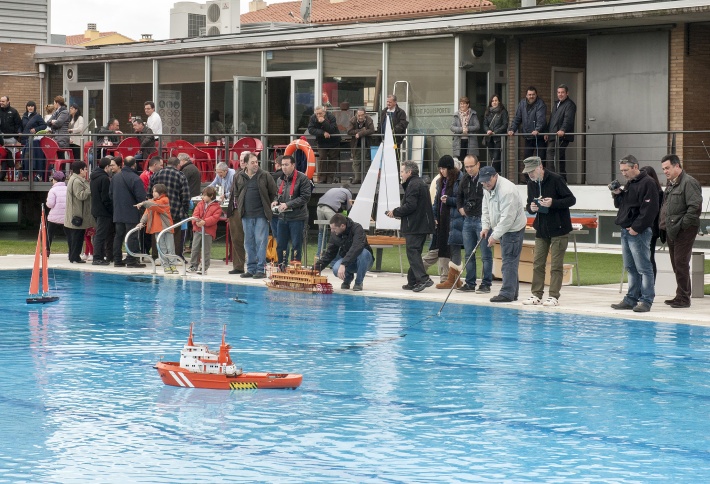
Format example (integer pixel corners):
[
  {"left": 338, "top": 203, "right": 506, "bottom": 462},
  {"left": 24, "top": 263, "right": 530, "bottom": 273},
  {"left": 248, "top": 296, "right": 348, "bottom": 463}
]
[
  {"left": 136, "top": 184, "right": 177, "bottom": 274},
  {"left": 188, "top": 186, "right": 222, "bottom": 274}
]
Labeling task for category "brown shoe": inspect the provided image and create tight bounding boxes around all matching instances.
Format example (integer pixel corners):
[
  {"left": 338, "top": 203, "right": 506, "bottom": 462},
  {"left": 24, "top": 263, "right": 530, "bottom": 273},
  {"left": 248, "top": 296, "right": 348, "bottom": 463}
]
[{"left": 435, "top": 263, "right": 463, "bottom": 289}]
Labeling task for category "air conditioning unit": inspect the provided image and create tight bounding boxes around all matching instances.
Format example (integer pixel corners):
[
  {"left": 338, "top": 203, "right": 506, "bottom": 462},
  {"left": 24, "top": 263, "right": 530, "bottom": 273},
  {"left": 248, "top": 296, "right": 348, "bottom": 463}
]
[
  {"left": 205, "top": 0, "right": 241, "bottom": 36},
  {"left": 65, "top": 65, "right": 78, "bottom": 85}
]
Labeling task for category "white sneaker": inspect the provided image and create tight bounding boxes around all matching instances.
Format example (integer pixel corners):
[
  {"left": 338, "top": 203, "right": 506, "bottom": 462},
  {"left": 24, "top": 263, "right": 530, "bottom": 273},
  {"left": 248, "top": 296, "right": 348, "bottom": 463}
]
[
  {"left": 543, "top": 297, "right": 559, "bottom": 307},
  {"left": 153, "top": 259, "right": 162, "bottom": 266},
  {"left": 522, "top": 296, "right": 542, "bottom": 305},
  {"left": 81, "top": 253, "right": 88, "bottom": 261}
]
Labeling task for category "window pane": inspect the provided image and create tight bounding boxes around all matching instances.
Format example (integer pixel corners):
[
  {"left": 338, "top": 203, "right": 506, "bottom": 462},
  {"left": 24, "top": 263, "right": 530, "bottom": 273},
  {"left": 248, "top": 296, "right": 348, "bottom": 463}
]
[
  {"left": 159, "top": 58, "right": 206, "bottom": 139},
  {"left": 77, "top": 63, "right": 104, "bottom": 82},
  {"left": 210, "top": 52, "right": 262, "bottom": 134},
  {"left": 109, "top": 61, "right": 153, "bottom": 132},
  {"left": 323, "top": 45, "right": 381, "bottom": 112},
  {"left": 265, "top": 48, "right": 316, "bottom": 71}
]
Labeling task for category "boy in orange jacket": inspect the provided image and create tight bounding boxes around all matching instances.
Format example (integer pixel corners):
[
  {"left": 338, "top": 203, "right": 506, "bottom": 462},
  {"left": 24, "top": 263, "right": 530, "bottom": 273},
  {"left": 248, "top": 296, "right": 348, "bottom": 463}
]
[
  {"left": 136, "top": 183, "right": 178, "bottom": 274},
  {"left": 187, "top": 186, "right": 222, "bottom": 274}
]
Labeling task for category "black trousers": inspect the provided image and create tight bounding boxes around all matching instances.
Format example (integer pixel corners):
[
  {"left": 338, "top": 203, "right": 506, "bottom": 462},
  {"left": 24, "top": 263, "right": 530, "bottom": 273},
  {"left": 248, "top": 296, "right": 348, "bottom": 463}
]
[
  {"left": 668, "top": 226, "right": 698, "bottom": 305},
  {"left": 46, "top": 221, "right": 65, "bottom": 255},
  {"left": 93, "top": 216, "right": 112, "bottom": 261},
  {"left": 405, "top": 233, "right": 429, "bottom": 285},
  {"left": 523, "top": 137, "right": 546, "bottom": 159},
  {"left": 65, "top": 227, "right": 85, "bottom": 262},
  {"left": 114, "top": 222, "right": 140, "bottom": 264}
]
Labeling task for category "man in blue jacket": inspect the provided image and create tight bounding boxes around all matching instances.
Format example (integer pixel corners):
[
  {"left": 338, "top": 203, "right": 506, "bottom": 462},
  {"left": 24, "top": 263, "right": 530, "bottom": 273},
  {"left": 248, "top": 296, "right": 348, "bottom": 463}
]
[
  {"left": 611, "top": 155, "right": 660, "bottom": 313},
  {"left": 508, "top": 86, "right": 547, "bottom": 159}
]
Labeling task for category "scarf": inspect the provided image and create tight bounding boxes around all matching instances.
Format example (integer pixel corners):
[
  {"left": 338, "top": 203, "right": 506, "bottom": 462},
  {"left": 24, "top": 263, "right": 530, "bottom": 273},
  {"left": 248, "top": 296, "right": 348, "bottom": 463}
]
[{"left": 458, "top": 109, "right": 472, "bottom": 129}]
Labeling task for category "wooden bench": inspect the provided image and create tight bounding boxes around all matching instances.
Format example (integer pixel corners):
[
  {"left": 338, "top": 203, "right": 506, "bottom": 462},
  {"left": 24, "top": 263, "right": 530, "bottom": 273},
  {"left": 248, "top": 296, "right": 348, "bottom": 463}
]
[{"left": 367, "top": 235, "right": 406, "bottom": 274}]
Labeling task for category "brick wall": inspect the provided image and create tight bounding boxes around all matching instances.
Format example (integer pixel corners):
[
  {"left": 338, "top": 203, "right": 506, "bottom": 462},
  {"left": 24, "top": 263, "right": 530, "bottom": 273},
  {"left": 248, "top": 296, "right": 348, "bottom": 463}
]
[
  {"left": 507, "top": 37, "right": 586, "bottom": 180},
  {"left": 672, "top": 23, "right": 710, "bottom": 183},
  {"left": 0, "top": 43, "right": 41, "bottom": 108}
]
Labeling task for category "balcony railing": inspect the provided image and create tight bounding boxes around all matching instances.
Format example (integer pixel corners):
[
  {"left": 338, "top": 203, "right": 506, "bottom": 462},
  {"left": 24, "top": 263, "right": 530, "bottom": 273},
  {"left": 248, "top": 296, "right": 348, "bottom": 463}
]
[{"left": 2, "top": 129, "right": 707, "bottom": 188}]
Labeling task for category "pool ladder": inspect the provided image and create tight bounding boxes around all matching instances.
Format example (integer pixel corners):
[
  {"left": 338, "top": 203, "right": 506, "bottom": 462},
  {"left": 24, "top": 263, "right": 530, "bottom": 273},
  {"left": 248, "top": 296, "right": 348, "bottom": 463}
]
[{"left": 125, "top": 217, "right": 206, "bottom": 276}]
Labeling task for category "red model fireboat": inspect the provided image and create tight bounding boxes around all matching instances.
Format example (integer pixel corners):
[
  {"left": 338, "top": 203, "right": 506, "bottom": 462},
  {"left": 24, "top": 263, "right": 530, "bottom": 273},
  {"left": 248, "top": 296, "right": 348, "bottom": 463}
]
[{"left": 154, "top": 324, "right": 302, "bottom": 390}]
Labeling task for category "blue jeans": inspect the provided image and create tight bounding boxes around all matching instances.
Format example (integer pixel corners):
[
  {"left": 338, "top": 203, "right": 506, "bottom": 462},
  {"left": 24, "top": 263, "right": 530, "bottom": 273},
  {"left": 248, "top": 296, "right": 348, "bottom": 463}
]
[
  {"left": 276, "top": 218, "right": 305, "bottom": 264},
  {"left": 242, "top": 216, "right": 270, "bottom": 274},
  {"left": 462, "top": 216, "right": 493, "bottom": 288},
  {"left": 332, "top": 249, "right": 374, "bottom": 285},
  {"left": 621, "top": 227, "right": 655, "bottom": 306},
  {"left": 499, "top": 227, "right": 525, "bottom": 300}
]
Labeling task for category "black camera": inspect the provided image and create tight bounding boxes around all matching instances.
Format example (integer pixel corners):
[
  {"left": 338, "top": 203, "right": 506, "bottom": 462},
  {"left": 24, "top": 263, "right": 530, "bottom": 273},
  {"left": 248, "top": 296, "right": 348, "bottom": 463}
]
[
  {"left": 608, "top": 180, "right": 621, "bottom": 191},
  {"left": 533, "top": 198, "right": 549, "bottom": 214}
]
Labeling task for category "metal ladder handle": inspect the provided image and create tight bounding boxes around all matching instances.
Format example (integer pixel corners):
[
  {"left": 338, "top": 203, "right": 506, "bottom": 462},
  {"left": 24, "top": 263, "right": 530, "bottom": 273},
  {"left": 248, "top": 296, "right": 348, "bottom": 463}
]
[
  {"left": 124, "top": 225, "right": 156, "bottom": 274},
  {"left": 156, "top": 216, "right": 199, "bottom": 276}
]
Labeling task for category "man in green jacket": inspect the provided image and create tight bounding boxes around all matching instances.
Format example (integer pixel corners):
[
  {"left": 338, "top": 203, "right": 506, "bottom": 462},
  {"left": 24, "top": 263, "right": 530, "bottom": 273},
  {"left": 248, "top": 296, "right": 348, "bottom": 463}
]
[{"left": 660, "top": 154, "right": 703, "bottom": 308}]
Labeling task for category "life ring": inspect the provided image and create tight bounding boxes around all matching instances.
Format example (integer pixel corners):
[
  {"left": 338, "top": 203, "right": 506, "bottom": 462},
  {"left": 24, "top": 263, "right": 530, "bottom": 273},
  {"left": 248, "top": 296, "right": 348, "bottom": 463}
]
[{"left": 283, "top": 139, "right": 316, "bottom": 180}]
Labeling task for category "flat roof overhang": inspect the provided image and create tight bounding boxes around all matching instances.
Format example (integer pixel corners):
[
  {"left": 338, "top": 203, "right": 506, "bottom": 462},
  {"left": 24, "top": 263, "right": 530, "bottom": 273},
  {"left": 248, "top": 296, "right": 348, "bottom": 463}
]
[{"left": 34, "top": 0, "right": 710, "bottom": 64}]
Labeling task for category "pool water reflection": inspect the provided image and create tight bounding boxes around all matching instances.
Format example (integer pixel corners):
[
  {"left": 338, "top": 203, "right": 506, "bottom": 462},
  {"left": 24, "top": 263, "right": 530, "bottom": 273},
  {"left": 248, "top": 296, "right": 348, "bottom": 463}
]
[{"left": 3, "top": 269, "right": 710, "bottom": 482}]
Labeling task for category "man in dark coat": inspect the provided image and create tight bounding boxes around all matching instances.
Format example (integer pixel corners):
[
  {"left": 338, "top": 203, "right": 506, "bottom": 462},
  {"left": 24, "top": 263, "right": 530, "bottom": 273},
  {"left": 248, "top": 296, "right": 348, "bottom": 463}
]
[
  {"left": 508, "top": 86, "right": 547, "bottom": 159},
  {"left": 89, "top": 157, "right": 114, "bottom": 265},
  {"left": 545, "top": 84, "right": 577, "bottom": 180},
  {"left": 611, "top": 155, "right": 660, "bottom": 313},
  {"left": 149, "top": 156, "right": 190, "bottom": 258},
  {"left": 379, "top": 95, "right": 408, "bottom": 160},
  {"left": 132, "top": 117, "right": 156, "bottom": 163},
  {"left": 0, "top": 96, "right": 22, "bottom": 181},
  {"left": 386, "top": 160, "right": 436, "bottom": 292},
  {"left": 660, "top": 154, "right": 703, "bottom": 308},
  {"left": 522, "top": 156, "right": 576, "bottom": 307},
  {"left": 109, "top": 156, "right": 147, "bottom": 268},
  {"left": 308, "top": 105, "right": 340, "bottom": 183},
  {"left": 271, "top": 154, "right": 313, "bottom": 265},
  {"left": 347, "top": 108, "right": 375, "bottom": 183},
  {"left": 315, "top": 213, "right": 374, "bottom": 291}
]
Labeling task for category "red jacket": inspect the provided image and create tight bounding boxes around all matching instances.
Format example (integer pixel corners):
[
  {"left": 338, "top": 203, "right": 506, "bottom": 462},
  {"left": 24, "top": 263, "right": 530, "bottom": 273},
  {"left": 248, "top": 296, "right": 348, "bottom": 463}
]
[
  {"left": 140, "top": 170, "right": 151, "bottom": 191},
  {"left": 192, "top": 199, "right": 222, "bottom": 238}
]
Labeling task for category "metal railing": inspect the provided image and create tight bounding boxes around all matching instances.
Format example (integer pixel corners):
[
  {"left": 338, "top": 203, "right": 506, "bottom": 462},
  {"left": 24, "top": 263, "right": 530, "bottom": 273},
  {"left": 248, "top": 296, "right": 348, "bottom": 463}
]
[
  {"left": 4, "top": 129, "right": 710, "bottom": 188},
  {"left": 156, "top": 216, "right": 199, "bottom": 277},
  {"left": 124, "top": 225, "right": 156, "bottom": 274}
]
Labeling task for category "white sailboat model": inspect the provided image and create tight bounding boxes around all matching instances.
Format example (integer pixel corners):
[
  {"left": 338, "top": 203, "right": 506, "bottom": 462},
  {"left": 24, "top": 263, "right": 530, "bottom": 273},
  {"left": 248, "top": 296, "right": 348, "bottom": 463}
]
[{"left": 349, "top": 117, "right": 401, "bottom": 231}]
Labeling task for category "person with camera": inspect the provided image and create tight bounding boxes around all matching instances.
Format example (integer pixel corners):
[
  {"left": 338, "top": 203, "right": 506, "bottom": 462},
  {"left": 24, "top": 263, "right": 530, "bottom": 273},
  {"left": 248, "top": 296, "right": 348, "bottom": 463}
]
[
  {"left": 234, "top": 153, "right": 277, "bottom": 279},
  {"left": 521, "top": 156, "right": 576, "bottom": 307},
  {"left": 659, "top": 154, "right": 703, "bottom": 308},
  {"left": 456, "top": 154, "right": 493, "bottom": 293},
  {"left": 611, "top": 155, "right": 660, "bottom": 313},
  {"left": 271, "top": 154, "right": 313, "bottom": 266}
]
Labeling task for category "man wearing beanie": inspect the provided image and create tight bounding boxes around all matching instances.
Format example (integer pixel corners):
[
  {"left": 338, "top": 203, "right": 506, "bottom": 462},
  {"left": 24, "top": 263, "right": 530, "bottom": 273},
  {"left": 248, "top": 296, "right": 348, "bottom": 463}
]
[
  {"left": 480, "top": 165, "right": 527, "bottom": 303},
  {"left": 522, "top": 156, "right": 576, "bottom": 307}
]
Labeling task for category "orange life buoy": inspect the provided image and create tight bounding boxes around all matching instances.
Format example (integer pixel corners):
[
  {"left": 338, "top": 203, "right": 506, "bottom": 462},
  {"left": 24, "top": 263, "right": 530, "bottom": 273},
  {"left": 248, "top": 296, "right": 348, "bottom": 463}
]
[{"left": 283, "top": 139, "right": 316, "bottom": 180}]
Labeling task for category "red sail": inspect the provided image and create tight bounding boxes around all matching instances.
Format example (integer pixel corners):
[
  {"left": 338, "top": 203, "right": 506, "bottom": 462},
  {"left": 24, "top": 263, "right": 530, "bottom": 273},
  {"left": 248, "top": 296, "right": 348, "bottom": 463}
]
[
  {"left": 40, "top": 210, "right": 49, "bottom": 294},
  {"left": 29, "top": 214, "right": 42, "bottom": 296}
]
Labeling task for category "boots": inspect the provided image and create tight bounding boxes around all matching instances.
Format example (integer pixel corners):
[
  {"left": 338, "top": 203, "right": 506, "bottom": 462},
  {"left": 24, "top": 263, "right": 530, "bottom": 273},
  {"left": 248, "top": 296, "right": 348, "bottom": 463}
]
[{"left": 436, "top": 261, "right": 463, "bottom": 289}]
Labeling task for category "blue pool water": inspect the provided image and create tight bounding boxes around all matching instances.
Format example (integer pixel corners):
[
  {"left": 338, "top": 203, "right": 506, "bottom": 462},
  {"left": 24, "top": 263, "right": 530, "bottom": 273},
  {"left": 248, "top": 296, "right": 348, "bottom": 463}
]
[{"left": 3, "top": 269, "right": 710, "bottom": 482}]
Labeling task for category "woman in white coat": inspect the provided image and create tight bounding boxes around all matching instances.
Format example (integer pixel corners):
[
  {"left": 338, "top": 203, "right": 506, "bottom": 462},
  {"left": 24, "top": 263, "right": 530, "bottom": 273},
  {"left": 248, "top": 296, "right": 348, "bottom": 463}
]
[{"left": 68, "top": 103, "right": 85, "bottom": 161}]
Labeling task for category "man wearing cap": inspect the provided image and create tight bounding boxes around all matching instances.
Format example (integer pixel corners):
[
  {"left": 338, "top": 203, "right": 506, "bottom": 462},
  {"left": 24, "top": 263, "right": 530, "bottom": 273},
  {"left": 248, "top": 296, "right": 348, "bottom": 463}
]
[
  {"left": 456, "top": 154, "right": 493, "bottom": 293},
  {"left": 480, "top": 166, "right": 527, "bottom": 303},
  {"left": 522, "top": 156, "right": 576, "bottom": 307},
  {"left": 611, "top": 155, "right": 660, "bottom": 313}
]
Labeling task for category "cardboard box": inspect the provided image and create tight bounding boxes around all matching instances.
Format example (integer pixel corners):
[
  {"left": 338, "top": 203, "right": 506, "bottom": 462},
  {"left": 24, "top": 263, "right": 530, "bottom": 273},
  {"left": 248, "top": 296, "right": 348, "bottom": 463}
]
[
  {"left": 493, "top": 241, "right": 551, "bottom": 264},
  {"left": 493, "top": 259, "right": 574, "bottom": 285}
]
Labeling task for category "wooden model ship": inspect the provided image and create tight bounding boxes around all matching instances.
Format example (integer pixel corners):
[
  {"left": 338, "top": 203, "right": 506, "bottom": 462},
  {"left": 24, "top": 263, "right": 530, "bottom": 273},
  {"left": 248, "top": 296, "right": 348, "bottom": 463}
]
[{"left": 266, "top": 260, "right": 333, "bottom": 294}]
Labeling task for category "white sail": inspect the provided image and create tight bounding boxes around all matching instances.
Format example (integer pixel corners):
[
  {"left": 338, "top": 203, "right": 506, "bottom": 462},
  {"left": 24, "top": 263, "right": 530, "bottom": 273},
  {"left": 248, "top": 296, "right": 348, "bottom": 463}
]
[
  {"left": 375, "top": 119, "right": 402, "bottom": 230},
  {"left": 348, "top": 118, "right": 401, "bottom": 231}
]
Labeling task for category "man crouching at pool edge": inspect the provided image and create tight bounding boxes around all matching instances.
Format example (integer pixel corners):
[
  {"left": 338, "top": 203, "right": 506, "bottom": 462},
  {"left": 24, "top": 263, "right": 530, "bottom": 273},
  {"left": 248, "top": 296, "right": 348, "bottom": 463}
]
[{"left": 314, "top": 213, "right": 374, "bottom": 291}]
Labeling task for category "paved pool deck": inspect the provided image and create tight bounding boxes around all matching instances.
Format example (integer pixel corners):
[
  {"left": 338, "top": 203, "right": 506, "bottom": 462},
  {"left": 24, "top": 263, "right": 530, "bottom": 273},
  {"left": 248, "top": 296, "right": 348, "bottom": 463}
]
[{"left": 5, "top": 251, "right": 709, "bottom": 328}]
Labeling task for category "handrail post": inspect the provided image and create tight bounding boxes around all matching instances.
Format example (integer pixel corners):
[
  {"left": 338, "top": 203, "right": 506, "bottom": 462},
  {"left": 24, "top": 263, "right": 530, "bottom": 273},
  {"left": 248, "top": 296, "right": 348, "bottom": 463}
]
[
  {"left": 157, "top": 216, "right": 197, "bottom": 276},
  {"left": 610, "top": 133, "right": 617, "bottom": 182},
  {"left": 124, "top": 225, "right": 156, "bottom": 274},
  {"left": 201, "top": 225, "right": 206, "bottom": 275}
]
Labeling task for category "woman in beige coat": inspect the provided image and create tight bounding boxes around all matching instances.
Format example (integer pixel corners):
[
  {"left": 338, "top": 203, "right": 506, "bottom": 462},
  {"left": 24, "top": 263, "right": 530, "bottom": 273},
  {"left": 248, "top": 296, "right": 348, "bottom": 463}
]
[{"left": 64, "top": 161, "right": 94, "bottom": 263}]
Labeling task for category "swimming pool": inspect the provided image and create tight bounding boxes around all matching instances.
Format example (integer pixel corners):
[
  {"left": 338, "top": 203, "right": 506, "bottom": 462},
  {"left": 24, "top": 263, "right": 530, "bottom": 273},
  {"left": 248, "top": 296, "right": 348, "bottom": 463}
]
[{"left": 3, "top": 269, "right": 710, "bottom": 482}]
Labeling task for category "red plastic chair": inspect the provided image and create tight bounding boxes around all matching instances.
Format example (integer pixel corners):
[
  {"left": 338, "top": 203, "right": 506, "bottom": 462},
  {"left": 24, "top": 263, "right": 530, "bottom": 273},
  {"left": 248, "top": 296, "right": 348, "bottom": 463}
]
[
  {"left": 39, "top": 138, "right": 74, "bottom": 179},
  {"left": 166, "top": 140, "right": 214, "bottom": 181},
  {"left": 106, "top": 137, "right": 140, "bottom": 159},
  {"left": 83, "top": 141, "right": 93, "bottom": 162},
  {"left": 229, "top": 137, "right": 263, "bottom": 169}
]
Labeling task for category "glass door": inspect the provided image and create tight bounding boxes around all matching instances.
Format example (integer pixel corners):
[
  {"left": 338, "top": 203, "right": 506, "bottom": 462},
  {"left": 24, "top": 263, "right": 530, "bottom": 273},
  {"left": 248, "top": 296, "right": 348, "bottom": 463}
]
[
  {"left": 233, "top": 76, "right": 265, "bottom": 137},
  {"left": 291, "top": 74, "right": 316, "bottom": 136}
]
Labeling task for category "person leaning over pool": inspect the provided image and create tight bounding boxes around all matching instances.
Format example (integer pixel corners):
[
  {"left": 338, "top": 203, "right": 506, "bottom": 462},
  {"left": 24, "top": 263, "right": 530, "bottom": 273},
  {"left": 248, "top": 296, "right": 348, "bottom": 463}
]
[
  {"left": 385, "top": 160, "right": 436, "bottom": 293},
  {"left": 314, "top": 213, "right": 374, "bottom": 292}
]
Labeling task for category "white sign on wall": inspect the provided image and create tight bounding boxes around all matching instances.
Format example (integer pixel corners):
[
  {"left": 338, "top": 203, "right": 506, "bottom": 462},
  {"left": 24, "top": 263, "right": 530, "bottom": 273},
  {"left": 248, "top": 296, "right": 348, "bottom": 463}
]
[{"left": 158, "top": 90, "right": 182, "bottom": 135}]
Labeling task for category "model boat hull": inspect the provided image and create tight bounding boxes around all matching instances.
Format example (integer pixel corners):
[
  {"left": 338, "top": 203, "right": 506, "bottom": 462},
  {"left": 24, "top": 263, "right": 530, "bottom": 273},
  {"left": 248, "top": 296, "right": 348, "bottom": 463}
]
[
  {"left": 27, "top": 296, "right": 59, "bottom": 304},
  {"left": 155, "top": 361, "right": 302, "bottom": 390}
]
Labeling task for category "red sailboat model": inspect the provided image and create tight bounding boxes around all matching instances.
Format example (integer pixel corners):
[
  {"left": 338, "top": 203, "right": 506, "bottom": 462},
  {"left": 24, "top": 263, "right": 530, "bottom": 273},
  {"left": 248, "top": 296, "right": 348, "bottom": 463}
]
[
  {"left": 27, "top": 205, "right": 59, "bottom": 304},
  {"left": 155, "top": 324, "right": 303, "bottom": 390}
]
